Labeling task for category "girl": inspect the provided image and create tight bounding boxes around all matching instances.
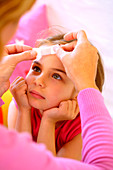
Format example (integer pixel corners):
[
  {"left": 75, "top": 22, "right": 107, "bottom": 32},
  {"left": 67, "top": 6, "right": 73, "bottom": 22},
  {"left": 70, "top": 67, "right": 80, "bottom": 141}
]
[{"left": 8, "top": 33, "right": 104, "bottom": 160}]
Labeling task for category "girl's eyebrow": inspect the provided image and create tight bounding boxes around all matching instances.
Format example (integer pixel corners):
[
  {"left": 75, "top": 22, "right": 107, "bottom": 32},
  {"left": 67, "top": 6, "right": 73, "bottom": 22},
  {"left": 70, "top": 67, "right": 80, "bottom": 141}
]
[
  {"left": 51, "top": 68, "right": 66, "bottom": 75},
  {"left": 33, "top": 61, "right": 66, "bottom": 74},
  {"left": 33, "top": 61, "right": 41, "bottom": 65}
]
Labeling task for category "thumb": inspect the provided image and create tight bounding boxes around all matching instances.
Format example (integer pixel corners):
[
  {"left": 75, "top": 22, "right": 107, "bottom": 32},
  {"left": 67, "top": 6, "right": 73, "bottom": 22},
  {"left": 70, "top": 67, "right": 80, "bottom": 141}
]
[
  {"left": 54, "top": 46, "right": 70, "bottom": 60},
  {"left": 10, "top": 50, "right": 37, "bottom": 64}
]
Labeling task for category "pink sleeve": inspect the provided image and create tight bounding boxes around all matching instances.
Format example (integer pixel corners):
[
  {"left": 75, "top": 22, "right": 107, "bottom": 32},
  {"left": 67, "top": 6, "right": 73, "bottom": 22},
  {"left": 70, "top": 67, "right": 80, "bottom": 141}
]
[
  {"left": 78, "top": 88, "right": 113, "bottom": 168},
  {"left": 0, "top": 88, "right": 113, "bottom": 170}
]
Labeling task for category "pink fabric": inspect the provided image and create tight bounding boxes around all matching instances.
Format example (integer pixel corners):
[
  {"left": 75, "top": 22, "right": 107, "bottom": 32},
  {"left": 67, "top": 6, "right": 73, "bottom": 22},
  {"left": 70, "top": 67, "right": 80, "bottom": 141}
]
[
  {"left": 0, "top": 88, "right": 113, "bottom": 170},
  {"left": 31, "top": 107, "right": 81, "bottom": 152},
  {"left": 0, "top": 98, "right": 4, "bottom": 107},
  {"left": 9, "top": 4, "right": 49, "bottom": 83}
]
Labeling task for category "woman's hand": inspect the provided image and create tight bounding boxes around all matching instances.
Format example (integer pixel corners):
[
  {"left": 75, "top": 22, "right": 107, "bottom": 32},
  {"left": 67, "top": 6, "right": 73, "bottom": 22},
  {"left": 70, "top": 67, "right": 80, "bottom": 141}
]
[
  {"left": 0, "top": 44, "right": 37, "bottom": 97},
  {"left": 10, "top": 76, "right": 31, "bottom": 111},
  {"left": 42, "top": 99, "right": 79, "bottom": 124},
  {"left": 55, "top": 30, "right": 99, "bottom": 92}
]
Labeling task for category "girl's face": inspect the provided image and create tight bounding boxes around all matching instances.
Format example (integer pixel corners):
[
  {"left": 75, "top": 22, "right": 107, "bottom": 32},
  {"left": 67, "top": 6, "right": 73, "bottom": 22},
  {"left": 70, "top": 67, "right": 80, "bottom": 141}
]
[{"left": 26, "top": 48, "right": 76, "bottom": 111}]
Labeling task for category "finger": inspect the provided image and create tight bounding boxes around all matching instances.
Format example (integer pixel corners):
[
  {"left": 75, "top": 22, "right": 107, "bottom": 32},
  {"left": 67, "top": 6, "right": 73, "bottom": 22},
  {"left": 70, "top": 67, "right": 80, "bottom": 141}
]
[
  {"left": 72, "top": 100, "right": 77, "bottom": 112},
  {"left": 4, "top": 44, "right": 32, "bottom": 54},
  {"left": 77, "top": 30, "right": 88, "bottom": 43},
  {"left": 67, "top": 100, "right": 72, "bottom": 111},
  {"left": 64, "top": 31, "right": 78, "bottom": 41},
  {"left": 10, "top": 76, "right": 21, "bottom": 85},
  {"left": 70, "top": 100, "right": 77, "bottom": 119},
  {"left": 14, "top": 78, "right": 25, "bottom": 86},
  {"left": 10, "top": 77, "right": 25, "bottom": 90},
  {"left": 74, "top": 100, "right": 79, "bottom": 113},
  {"left": 10, "top": 79, "right": 26, "bottom": 92},
  {"left": 61, "top": 41, "right": 77, "bottom": 52},
  {"left": 10, "top": 76, "right": 24, "bottom": 86},
  {"left": 74, "top": 103, "right": 79, "bottom": 117},
  {"left": 64, "top": 30, "right": 88, "bottom": 43},
  {"left": 54, "top": 46, "right": 70, "bottom": 60},
  {"left": 59, "top": 101, "right": 68, "bottom": 113},
  {"left": 9, "top": 50, "right": 37, "bottom": 64}
]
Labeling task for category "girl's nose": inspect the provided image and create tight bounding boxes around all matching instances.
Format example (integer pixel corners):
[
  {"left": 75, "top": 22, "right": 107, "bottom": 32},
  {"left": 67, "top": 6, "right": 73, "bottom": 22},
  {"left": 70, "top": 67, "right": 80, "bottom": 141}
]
[{"left": 34, "top": 75, "right": 46, "bottom": 88}]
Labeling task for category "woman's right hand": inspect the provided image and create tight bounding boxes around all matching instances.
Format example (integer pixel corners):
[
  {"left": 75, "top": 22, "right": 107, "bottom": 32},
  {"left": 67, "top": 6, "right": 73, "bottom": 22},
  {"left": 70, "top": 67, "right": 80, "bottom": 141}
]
[
  {"left": 0, "top": 44, "right": 37, "bottom": 97},
  {"left": 55, "top": 30, "right": 99, "bottom": 93},
  {"left": 10, "top": 76, "right": 31, "bottom": 111}
]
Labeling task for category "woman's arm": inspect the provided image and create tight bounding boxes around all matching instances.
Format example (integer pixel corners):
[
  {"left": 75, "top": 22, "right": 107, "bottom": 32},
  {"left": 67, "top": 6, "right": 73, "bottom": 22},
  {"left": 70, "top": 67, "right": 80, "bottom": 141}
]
[{"left": 78, "top": 88, "right": 113, "bottom": 167}]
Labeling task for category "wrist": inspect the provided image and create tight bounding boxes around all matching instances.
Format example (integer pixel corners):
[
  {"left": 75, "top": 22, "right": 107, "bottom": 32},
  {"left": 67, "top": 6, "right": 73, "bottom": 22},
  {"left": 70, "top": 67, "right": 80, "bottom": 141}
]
[
  {"left": 18, "top": 106, "right": 31, "bottom": 113},
  {"left": 74, "top": 82, "right": 99, "bottom": 93},
  {"left": 42, "top": 114, "right": 56, "bottom": 125}
]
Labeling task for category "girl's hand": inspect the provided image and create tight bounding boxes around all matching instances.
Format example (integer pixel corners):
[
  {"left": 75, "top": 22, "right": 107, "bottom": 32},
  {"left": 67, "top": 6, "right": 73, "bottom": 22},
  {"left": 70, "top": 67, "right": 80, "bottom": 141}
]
[
  {"left": 0, "top": 44, "right": 37, "bottom": 97},
  {"left": 42, "top": 99, "right": 79, "bottom": 124},
  {"left": 10, "top": 76, "right": 31, "bottom": 111},
  {"left": 55, "top": 30, "right": 99, "bottom": 92}
]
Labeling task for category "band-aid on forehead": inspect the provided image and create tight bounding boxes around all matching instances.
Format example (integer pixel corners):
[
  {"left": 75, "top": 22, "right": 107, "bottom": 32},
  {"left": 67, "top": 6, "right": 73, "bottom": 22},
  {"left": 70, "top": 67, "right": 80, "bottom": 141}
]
[{"left": 33, "top": 45, "right": 59, "bottom": 60}]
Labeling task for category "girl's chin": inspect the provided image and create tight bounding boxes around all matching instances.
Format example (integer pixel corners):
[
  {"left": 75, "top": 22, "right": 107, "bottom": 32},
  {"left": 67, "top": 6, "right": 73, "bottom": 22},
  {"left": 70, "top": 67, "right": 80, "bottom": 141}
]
[
  {"left": 29, "top": 102, "right": 58, "bottom": 111},
  {"left": 28, "top": 98, "right": 59, "bottom": 111},
  {"left": 29, "top": 101, "right": 48, "bottom": 110}
]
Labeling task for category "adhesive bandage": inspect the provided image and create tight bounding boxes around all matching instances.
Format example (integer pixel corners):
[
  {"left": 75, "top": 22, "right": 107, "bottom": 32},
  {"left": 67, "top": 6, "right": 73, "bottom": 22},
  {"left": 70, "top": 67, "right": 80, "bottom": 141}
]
[{"left": 33, "top": 45, "right": 59, "bottom": 60}]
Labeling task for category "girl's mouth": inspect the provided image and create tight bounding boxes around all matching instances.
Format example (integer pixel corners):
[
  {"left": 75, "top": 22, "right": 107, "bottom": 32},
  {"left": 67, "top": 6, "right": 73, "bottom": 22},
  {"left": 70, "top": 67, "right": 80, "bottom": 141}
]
[{"left": 29, "top": 90, "right": 45, "bottom": 99}]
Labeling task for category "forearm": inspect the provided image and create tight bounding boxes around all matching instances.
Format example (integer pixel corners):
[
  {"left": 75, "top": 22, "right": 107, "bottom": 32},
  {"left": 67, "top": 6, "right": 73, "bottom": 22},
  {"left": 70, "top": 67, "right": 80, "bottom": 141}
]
[
  {"left": 15, "top": 108, "right": 31, "bottom": 134},
  {"left": 78, "top": 88, "right": 113, "bottom": 169},
  {"left": 37, "top": 116, "right": 56, "bottom": 156}
]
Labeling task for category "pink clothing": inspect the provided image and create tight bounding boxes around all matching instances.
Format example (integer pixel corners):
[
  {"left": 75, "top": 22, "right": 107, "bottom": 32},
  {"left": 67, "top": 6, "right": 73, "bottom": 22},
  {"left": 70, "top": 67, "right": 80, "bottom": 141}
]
[
  {"left": 0, "top": 88, "right": 113, "bottom": 170},
  {"left": 0, "top": 97, "right": 4, "bottom": 107},
  {"left": 31, "top": 108, "right": 81, "bottom": 152}
]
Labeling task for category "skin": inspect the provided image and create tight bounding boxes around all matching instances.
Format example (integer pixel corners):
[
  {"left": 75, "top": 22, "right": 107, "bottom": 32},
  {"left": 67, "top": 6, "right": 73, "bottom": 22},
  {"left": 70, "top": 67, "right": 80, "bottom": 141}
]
[
  {"left": 55, "top": 30, "right": 99, "bottom": 92},
  {"left": 8, "top": 47, "right": 82, "bottom": 160},
  {"left": 0, "top": 22, "right": 37, "bottom": 97},
  {"left": 1, "top": 22, "right": 18, "bottom": 46},
  {"left": 26, "top": 53, "right": 77, "bottom": 111}
]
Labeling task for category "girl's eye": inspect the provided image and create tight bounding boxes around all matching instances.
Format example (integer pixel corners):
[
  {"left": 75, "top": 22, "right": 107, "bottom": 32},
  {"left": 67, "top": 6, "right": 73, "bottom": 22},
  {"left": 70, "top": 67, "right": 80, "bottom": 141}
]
[
  {"left": 52, "top": 73, "right": 62, "bottom": 80},
  {"left": 32, "top": 66, "right": 41, "bottom": 73}
]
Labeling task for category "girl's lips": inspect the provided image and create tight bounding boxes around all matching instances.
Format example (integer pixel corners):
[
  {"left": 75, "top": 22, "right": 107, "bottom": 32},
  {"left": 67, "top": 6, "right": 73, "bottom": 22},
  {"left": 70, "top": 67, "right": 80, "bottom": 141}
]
[{"left": 29, "top": 90, "right": 45, "bottom": 99}]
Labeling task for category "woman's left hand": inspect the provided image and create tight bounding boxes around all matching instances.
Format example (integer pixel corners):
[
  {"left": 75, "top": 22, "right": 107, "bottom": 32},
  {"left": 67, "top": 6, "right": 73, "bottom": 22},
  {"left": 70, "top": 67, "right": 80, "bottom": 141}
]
[{"left": 0, "top": 44, "right": 37, "bottom": 97}]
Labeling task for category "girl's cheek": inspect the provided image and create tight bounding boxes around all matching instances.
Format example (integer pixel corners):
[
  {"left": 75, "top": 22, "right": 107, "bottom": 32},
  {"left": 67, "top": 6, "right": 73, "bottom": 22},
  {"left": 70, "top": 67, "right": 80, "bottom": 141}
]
[{"left": 25, "top": 75, "right": 34, "bottom": 85}]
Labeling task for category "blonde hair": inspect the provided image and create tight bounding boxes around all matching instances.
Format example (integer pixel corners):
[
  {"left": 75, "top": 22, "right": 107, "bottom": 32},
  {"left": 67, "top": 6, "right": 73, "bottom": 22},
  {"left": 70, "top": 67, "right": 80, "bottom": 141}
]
[
  {"left": 0, "top": 0, "right": 36, "bottom": 29},
  {"left": 37, "top": 34, "right": 105, "bottom": 92},
  {"left": 0, "top": 0, "right": 36, "bottom": 54}
]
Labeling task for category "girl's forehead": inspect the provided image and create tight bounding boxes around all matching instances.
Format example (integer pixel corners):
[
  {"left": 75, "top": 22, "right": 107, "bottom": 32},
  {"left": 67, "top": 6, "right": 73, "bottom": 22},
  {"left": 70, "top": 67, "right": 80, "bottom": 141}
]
[
  {"left": 33, "top": 45, "right": 59, "bottom": 60},
  {"left": 34, "top": 53, "right": 64, "bottom": 69},
  {"left": 33, "top": 45, "right": 65, "bottom": 69}
]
